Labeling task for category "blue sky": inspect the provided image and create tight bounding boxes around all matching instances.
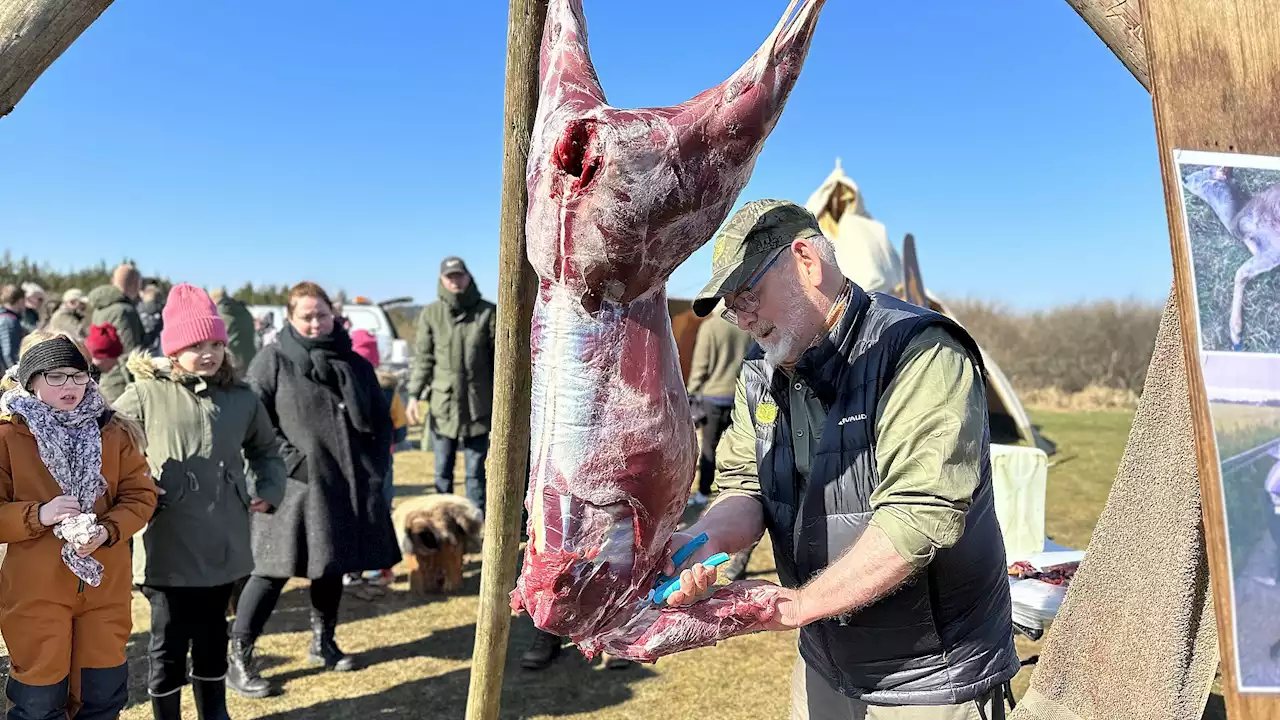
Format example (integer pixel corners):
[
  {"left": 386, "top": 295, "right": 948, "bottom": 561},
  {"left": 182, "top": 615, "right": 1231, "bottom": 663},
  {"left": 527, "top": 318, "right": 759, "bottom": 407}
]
[{"left": 0, "top": 1, "right": 1171, "bottom": 309}]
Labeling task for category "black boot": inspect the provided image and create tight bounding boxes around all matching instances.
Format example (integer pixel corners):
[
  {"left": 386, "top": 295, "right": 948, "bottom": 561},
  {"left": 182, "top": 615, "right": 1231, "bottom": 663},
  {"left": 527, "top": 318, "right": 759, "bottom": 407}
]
[
  {"left": 150, "top": 691, "right": 182, "bottom": 720},
  {"left": 226, "top": 638, "right": 273, "bottom": 699},
  {"left": 520, "top": 629, "right": 562, "bottom": 670},
  {"left": 192, "top": 679, "right": 230, "bottom": 720},
  {"left": 307, "top": 612, "right": 356, "bottom": 672}
]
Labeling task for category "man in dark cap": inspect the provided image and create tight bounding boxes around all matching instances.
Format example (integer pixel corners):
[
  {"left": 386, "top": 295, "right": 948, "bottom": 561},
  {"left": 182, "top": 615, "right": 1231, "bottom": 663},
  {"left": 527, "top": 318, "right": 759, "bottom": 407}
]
[
  {"left": 406, "top": 257, "right": 496, "bottom": 512},
  {"left": 664, "top": 199, "right": 1018, "bottom": 719}
]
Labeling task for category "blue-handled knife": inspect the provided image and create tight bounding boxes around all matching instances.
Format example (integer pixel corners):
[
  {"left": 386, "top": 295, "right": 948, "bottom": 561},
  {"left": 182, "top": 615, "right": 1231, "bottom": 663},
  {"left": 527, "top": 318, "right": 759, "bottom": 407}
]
[{"left": 653, "top": 552, "right": 731, "bottom": 605}]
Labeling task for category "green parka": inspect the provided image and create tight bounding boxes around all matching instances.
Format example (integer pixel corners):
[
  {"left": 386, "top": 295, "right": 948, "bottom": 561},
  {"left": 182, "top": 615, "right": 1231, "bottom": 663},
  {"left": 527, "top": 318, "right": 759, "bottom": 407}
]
[
  {"left": 406, "top": 280, "right": 496, "bottom": 439},
  {"left": 113, "top": 353, "right": 287, "bottom": 587},
  {"left": 216, "top": 294, "right": 257, "bottom": 372},
  {"left": 87, "top": 285, "right": 145, "bottom": 354}
]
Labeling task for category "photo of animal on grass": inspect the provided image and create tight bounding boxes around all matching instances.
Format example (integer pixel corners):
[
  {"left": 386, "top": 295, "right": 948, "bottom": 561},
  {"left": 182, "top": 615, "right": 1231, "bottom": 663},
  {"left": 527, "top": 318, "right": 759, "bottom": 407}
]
[{"left": 1178, "top": 154, "right": 1280, "bottom": 353}]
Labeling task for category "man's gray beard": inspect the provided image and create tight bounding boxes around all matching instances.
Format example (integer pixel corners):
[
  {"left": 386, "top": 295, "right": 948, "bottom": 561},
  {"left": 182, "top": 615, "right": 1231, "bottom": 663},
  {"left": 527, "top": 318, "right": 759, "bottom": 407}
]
[
  {"left": 757, "top": 279, "right": 817, "bottom": 367},
  {"left": 761, "top": 327, "right": 805, "bottom": 366}
]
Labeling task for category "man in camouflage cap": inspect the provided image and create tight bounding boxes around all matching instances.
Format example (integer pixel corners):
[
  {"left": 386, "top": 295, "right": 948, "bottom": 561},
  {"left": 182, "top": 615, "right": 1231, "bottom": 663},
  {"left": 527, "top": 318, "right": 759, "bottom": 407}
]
[
  {"left": 692, "top": 199, "right": 824, "bottom": 316},
  {"left": 670, "top": 199, "right": 1018, "bottom": 718}
]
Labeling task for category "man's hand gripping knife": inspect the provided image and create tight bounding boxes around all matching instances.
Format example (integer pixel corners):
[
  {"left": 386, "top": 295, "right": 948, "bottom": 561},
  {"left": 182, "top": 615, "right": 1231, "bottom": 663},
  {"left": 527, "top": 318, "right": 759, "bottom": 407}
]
[{"left": 664, "top": 495, "right": 917, "bottom": 631}]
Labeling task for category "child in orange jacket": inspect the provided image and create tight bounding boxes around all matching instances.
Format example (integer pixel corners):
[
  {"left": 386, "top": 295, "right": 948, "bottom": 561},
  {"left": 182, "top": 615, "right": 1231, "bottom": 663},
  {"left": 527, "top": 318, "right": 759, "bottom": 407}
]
[{"left": 0, "top": 332, "right": 158, "bottom": 720}]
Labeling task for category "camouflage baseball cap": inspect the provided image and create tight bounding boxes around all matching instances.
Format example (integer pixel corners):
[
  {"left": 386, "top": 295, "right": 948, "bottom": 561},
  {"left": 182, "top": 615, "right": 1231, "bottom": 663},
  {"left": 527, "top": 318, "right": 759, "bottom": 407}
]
[{"left": 692, "top": 199, "right": 823, "bottom": 317}]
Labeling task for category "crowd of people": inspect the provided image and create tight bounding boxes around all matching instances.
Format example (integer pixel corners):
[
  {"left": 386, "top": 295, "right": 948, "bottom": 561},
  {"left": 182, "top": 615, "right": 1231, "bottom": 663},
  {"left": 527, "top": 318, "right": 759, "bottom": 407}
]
[
  {"left": 0, "top": 259, "right": 500, "bottom": 720},
  {"left": 1, "top": 194, "right": 1024, "bottom": 720}
]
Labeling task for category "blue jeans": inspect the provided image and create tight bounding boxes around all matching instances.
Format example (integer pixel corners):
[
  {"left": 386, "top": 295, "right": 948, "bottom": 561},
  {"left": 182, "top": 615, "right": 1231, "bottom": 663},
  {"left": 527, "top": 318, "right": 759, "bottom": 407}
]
[{"left": 432, "top": 432, "right": 488, "bottom": 510}]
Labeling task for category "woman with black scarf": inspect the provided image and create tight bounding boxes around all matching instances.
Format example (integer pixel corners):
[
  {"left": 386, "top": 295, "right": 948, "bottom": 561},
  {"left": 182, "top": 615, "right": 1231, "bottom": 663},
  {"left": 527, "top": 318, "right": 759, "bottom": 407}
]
[{"left": 227, "top": 282, "right": 399, "bottom": 699}]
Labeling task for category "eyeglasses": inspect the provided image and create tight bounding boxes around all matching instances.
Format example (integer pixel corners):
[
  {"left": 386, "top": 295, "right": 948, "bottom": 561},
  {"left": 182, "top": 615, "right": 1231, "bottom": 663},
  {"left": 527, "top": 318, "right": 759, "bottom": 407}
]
[
  {"left": 721, "top": 247, "right": 787, "bottom": 325},
  {"left": 42, "top": 371, "right": 91, "bottom": 387}
]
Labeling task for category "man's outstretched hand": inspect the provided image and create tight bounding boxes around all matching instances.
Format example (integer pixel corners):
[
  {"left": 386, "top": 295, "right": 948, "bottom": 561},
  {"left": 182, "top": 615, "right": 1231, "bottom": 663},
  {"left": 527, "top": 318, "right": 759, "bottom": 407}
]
[{"left": 761, "top": 587, "right": 810, "bottom": 631}]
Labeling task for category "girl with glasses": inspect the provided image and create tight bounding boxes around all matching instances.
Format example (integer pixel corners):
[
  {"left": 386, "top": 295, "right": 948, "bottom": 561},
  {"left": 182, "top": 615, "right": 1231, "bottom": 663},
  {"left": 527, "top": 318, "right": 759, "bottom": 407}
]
[{"left": 0, "top": 331, "right": 157, "bottom": 720}]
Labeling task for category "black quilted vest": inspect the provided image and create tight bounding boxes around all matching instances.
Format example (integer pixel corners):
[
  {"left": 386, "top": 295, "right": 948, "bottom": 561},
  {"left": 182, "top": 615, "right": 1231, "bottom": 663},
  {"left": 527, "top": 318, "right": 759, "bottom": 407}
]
[{"left": 742, "top": 285, "right": 1019, "bottom": 705}]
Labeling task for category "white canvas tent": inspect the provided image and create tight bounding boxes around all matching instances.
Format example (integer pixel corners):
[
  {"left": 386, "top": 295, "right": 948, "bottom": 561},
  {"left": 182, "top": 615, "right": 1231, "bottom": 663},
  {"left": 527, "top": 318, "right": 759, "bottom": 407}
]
[{"left": 806, "top": 161, "right": 1054, "bottom": 454}]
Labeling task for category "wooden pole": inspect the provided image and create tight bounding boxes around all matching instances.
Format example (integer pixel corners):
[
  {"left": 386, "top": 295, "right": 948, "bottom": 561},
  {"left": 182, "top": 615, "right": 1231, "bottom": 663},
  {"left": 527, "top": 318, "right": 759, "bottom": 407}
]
[
  {"left": 0, "top": 0, "right": 114, "bottom": 118},
  {"left": 900, "top": 233, "right": 928, "bottom": 307},
  {"left": 1062, "top": 0, "right": 1149, "bottom": 91},
  {"left": 1142, "top": 0, "right": 1280, "bottom": 716},
  {"left": 464, "top": 2, "right": 545, "bottom": 719}
]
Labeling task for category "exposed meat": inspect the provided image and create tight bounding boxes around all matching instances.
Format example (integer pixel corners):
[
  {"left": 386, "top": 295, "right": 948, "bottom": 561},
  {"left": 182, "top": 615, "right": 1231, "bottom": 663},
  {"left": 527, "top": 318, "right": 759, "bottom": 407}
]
[
  {"left": 509, "top": 0, "right": 826, "bottom": 661},
  {"left": 1008, "top": 560, "right": 1079, "bottom": 587}
]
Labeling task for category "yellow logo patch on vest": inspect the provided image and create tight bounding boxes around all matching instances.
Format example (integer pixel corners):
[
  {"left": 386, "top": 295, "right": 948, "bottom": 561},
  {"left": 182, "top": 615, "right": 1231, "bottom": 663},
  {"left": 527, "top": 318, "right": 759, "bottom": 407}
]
[{"left": 755, "top": 399, "right": 778, "bottom": 425}]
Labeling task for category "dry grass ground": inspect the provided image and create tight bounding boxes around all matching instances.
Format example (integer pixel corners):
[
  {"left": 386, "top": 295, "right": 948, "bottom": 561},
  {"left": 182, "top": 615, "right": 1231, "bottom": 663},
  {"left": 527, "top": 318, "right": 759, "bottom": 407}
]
[{"left": 2, "top": 409, "right": 1169, "bottom": 718}]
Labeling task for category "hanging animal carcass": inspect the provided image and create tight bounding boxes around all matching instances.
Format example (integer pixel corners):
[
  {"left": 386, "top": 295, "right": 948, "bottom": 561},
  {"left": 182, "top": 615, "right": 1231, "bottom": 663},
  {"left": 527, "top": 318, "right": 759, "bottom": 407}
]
[{"left": 510, "top": 0, "right": 827, "bottom": 661}]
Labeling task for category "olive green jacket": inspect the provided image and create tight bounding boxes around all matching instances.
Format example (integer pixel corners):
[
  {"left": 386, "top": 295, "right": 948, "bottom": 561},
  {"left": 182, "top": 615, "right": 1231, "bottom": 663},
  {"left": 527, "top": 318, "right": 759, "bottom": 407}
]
[
  {"left": 98, "top": 363, "right": 131, "bottom": 405},
  {"left": 715, "top": 325, "right": 988, "bottom": 568},
  {"left": 406, "top": 280, "right": 496, "bottom": 439},
  {"left": 114, "top": 353, "right": 287, "bottom": 587},
  {"left": 87, "top": 285, "right": 144, "bottom": 354},
  {"left": 687, "top": 315, "right": 753, "bottom": 401},
  {"left": 217, "top": 295, "right": 257, "bottom": 372}
]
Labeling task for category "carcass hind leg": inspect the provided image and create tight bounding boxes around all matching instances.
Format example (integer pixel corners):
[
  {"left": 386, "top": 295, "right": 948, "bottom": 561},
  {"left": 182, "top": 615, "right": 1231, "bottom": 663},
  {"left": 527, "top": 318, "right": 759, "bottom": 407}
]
[{"left": 1231, "top": 251, "right": 1280, "bottom": 350}]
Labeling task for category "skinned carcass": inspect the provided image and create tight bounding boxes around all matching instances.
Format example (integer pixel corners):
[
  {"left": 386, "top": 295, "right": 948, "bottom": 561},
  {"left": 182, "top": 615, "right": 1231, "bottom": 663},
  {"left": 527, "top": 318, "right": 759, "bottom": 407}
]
[{"left": 510, "top": 0, "right": 827, "bottom": 661}]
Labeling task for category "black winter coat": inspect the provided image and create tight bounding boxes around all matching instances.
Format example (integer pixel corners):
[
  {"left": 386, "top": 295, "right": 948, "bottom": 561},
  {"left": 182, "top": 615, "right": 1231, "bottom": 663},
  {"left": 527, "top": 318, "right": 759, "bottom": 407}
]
[{"left": 245, "top": 326, "right": 400, "bottom": 579}]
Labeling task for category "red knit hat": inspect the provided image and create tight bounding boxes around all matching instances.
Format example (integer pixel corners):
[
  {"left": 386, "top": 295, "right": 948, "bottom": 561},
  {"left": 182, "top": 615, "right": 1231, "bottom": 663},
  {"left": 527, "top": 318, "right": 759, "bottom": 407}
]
[
  {"left": 161, "top": 283, "right": 228, "bottom": 356},
  {"left": 351, "top": 329, "right": 380, "bottom": 367},
  {"left": 85, "top": 323, "right": 123, "bottom": 360}
]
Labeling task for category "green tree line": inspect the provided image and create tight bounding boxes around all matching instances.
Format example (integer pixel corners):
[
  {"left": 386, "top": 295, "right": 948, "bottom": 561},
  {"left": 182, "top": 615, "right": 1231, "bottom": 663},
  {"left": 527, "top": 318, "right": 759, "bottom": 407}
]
[{"left": 0, "top": 253, "right": 293, "bottom": 305}]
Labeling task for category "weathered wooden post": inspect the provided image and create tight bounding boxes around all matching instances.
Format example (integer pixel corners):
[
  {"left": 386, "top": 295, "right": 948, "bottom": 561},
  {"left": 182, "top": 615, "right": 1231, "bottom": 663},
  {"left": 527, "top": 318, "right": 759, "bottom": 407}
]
[
  {"left": 464, "top": 2, "right": 545, "bottom": 719},
  {"left": 0, "top": 1, "right": 114, "bottom": 117},
  {"left": 1066, "top": 0, "right": 1280, "bottom": 716},
  {"left": 1142, "top": 0, "right": 1280, "bottom": 716},
  {"left": 1061, "top": 0, "right": 1149, "bottom": 91}
]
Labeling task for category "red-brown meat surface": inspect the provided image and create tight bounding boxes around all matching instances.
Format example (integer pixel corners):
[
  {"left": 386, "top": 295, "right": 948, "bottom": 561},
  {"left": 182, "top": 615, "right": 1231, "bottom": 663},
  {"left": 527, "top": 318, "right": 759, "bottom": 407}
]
[{"left": 510, "top": 0, "right": 826, "bottom": 661}]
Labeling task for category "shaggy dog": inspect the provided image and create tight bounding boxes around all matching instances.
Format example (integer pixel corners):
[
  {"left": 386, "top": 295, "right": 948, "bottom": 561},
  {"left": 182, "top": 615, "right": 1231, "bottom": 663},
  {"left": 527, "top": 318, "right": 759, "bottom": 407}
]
[{"left": 393, "top": 494, "right": 484, "bottom": 595}]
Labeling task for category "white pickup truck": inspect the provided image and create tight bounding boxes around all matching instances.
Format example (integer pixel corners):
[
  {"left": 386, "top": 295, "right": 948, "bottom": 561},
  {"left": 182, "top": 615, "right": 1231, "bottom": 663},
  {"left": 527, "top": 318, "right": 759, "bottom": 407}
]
[{"left": 248, "top": 297, "right": 413, "bottom": 373}]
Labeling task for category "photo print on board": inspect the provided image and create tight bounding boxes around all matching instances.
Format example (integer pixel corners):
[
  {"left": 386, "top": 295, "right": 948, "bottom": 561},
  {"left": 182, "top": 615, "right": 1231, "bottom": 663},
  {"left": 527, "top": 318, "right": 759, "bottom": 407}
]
[{"left": 1175, "top": 149, "right": 1280, "bottom": 693}]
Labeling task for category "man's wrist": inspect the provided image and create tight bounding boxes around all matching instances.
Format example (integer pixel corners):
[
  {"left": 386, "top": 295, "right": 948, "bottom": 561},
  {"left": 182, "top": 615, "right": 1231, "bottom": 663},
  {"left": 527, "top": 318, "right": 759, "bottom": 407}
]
[{"left": 792, "top": 588, "right": 817, "bottom": 627}]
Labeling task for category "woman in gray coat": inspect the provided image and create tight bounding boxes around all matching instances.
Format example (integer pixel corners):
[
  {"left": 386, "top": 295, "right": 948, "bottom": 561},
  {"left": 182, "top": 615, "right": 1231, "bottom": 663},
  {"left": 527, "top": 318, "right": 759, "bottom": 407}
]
[{"left": 228, "top": 282, "right": 398, "bottom": 699}]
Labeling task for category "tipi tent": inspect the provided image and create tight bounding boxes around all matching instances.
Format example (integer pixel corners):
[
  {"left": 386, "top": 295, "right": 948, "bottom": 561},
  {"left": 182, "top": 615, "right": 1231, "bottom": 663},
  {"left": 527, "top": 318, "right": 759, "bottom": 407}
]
[{"left": 806, "top": 161, "right": 1054, "bottom": 454}]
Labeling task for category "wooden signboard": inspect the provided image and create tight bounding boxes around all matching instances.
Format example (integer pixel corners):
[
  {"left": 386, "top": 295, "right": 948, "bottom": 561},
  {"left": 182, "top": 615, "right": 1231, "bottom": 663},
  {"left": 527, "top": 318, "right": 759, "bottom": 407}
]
[{"left": 1144, "top": 0, "right": 1280, "bottom": 715}]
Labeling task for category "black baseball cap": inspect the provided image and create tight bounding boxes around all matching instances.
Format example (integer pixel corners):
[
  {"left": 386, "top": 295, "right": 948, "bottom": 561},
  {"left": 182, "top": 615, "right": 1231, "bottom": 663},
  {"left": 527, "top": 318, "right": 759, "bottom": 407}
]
[{"left": 440, "top": 257, "right": 469, "bottom": 276}]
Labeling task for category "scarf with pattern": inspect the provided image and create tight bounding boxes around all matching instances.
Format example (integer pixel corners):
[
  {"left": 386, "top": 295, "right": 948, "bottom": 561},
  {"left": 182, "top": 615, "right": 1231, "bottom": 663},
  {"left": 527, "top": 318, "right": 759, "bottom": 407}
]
[{"left": 0, "top": 380, "right": 109, "bottom": 586}]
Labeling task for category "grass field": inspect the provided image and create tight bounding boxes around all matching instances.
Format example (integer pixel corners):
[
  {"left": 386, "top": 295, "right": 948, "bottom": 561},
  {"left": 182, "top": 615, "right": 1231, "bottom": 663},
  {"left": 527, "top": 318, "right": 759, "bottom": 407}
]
[{"left": 2, "top": 409, "right": 1174, "bottom": 718}]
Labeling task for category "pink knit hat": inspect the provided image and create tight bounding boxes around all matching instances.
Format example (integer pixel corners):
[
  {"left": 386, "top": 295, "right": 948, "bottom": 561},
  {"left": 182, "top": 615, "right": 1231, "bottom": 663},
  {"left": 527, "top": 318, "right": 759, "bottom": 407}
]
[
  {"left": 161, "top": 283, "right": 228, "bottom": 356},
  {"left": 351, "top": 329, "right": 380, "bottom": 367}
]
